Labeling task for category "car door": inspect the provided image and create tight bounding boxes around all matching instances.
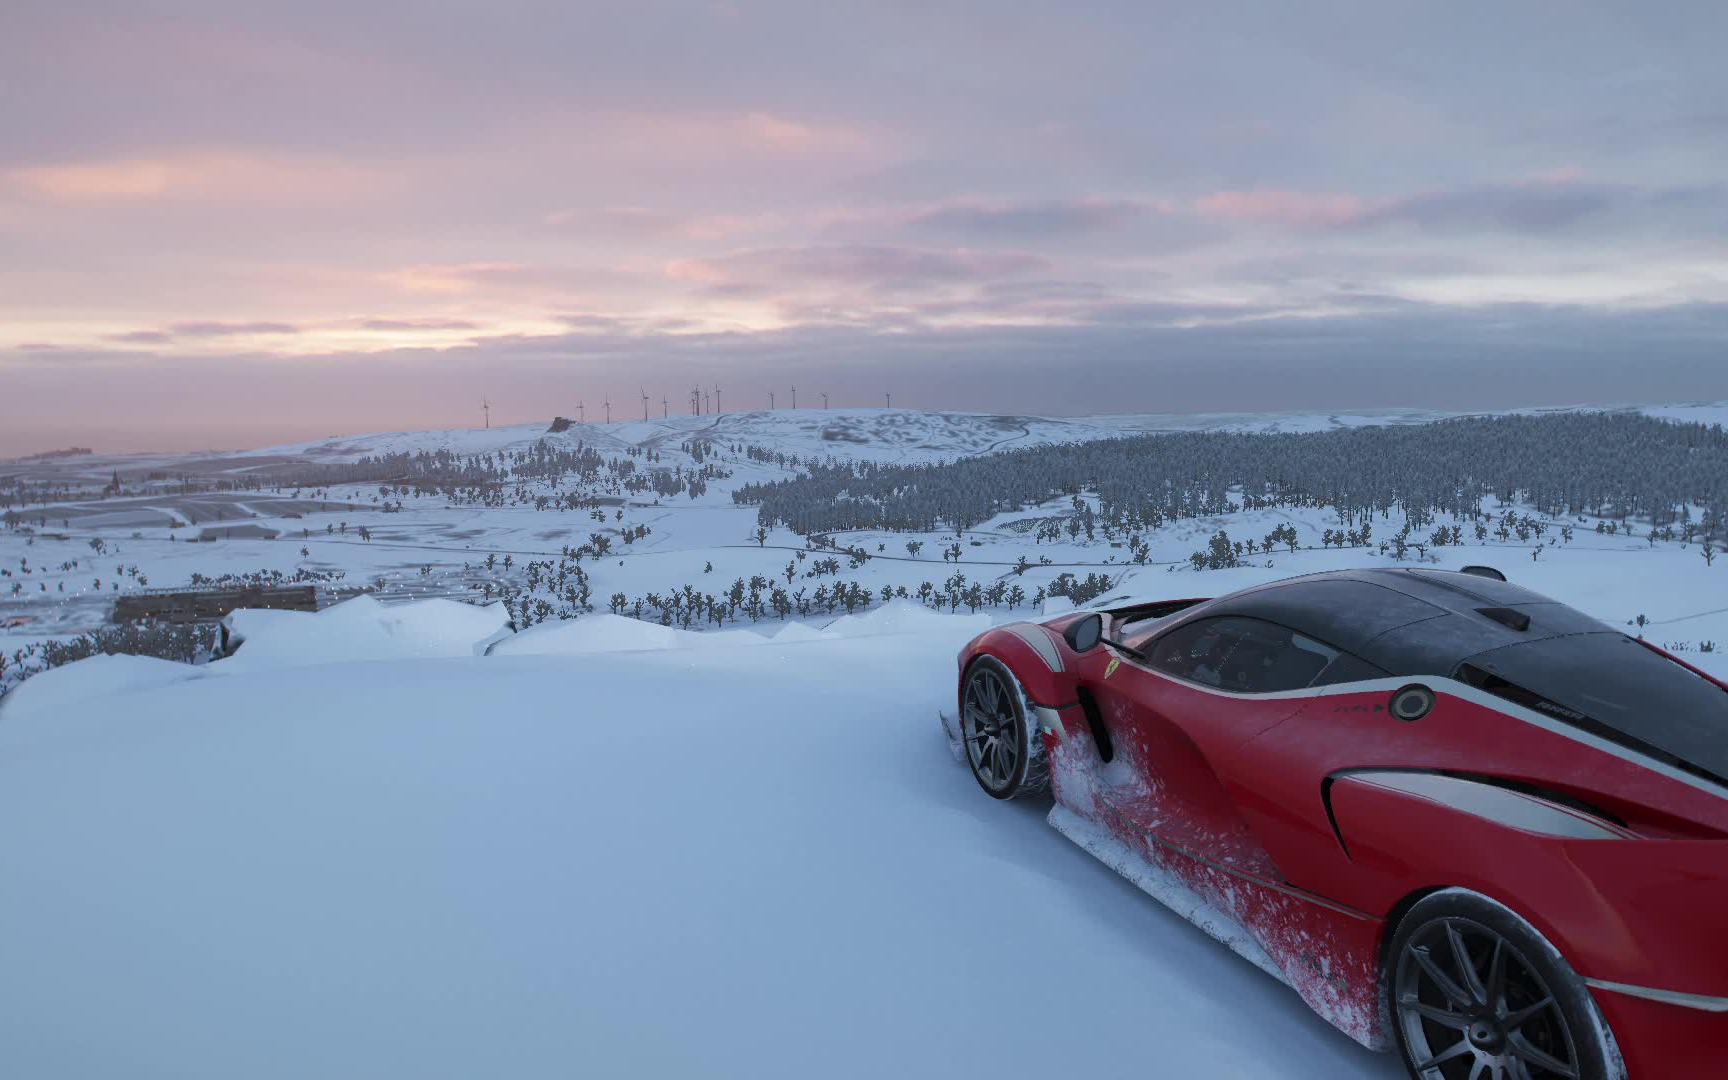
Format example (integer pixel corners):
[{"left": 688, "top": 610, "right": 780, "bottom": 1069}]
[{"left": 1083, "top": 615, "right": 1340, "bottom": 879}]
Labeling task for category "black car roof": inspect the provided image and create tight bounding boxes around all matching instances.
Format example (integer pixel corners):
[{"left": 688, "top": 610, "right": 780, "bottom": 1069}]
[
  {"left": 1201, "top": 567, "right": 1610, "bottom": 676},
  {"left": 1196, "top": 568, "right": 1728, "bottom": 786}
]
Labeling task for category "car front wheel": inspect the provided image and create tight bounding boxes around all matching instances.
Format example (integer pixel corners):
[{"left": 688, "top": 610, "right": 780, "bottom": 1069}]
[{"left": 959, "top": 656, "right": 1049, "bottom": 800}]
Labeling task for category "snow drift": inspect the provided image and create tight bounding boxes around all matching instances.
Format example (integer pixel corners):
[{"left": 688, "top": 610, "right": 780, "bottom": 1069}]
[
  {"left": 0, "top": 601, "right": 1399, "bottom": 1080},
  {"left": 214, "top": 595, "right": 511, "bottom": 672}
]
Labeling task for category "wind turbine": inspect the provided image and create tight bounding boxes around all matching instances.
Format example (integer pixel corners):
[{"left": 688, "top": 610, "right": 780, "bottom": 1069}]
[
  {"left": 603, "top": 398, "right": 612, "bottom": 424},
  {"left": 577, "top": 400, "right": 585, "bottom": 423},
  {"left": 714, "top": 384, "right": 721, "bottom": 415},
  {"left": 640, "top": 386, "right": 650, "bottom": 422},
  {"left": 885, "top": 392, "right": 891, "bottom": 409},
  {"left": 691, "top": 386, "right": 701, "bottom": 415},
  {"left": 821, "top": 392, "right": 828, "bottom": 409},
  {"left": 791, "top": 385, "right": 796, "bottom": 409},
  {"left": 483, "top": 397, "right": 490, "bottom": 429},
  {"left": 769, "top": 391, "right": 776, "bottom": 410},
  {"left": 662, "top": 395, "right": 669, "bottom": 418}
]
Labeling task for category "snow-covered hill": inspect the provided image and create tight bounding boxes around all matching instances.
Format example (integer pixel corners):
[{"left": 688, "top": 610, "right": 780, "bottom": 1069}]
[
  {"left": 0, "top": 601, "right": 1403, "bottom": 1080},
  {"left": 248, "top": 399, "right": 1728, "bottom": 467},
  {"left": 5, "top": 403, "right": 1726, "bottom": 673}
]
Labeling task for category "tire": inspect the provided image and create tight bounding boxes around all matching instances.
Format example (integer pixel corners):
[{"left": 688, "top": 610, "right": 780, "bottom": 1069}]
[
  {"left": 959, "top": 656, "right": 1049, "bottom": 800},
  {"left": 1387, "top": 889, "right": 1623, "bottom": 1080}
]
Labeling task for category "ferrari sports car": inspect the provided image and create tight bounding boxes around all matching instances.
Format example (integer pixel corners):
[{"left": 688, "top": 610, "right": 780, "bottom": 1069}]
[{"left": 942, "top": 567, "right": 1728, "bottom": 1079}]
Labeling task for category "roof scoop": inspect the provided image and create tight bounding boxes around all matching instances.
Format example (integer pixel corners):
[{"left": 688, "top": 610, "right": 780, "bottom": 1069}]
[{"left": 1477, "top": 606, "right": 1532, "bottom": 632}]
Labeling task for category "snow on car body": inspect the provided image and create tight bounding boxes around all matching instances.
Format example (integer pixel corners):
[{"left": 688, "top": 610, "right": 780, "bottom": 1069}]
[{"left": 947, "top": 566, "right": 1728, "bottom": 1079}]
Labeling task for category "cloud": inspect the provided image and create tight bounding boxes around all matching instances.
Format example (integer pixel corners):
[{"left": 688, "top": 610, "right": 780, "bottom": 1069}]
[
  {"left": 743, "top": 112, "right": 815, "bottom": 144},
  {"left": 530, "top": 108, "right": 886, "bottom": 175},
  {"left": 543, "top": 312, "right": 709, "bottom": 337},
  {"left": 1195, "top": 189, "right": 1369, "bottom": 227},
  {"left": 168, "top": 320, "right": 301, "bottom": 337},
  {"left": 555, "top": 313, "right": 635, "bottom": 333},
  {"left": 1197, "top": 177, "right": 1728, "bottom": 237},
  {"left": 5, "top": 150, "right": 393, "bottom": 204},
  {"left": 381, "top": 261, "right": 634, "bottom": 297},
  {"left": 905, "top": 197, "right": 1154, "bottom": 236},
  {"left": 666, "top": 244, "right": 1050, "bottom": 296},
  {"left": 355, "top": 318, "right": 482, "bottom": 331},
  {"left": 1358, "top": 178, "right": 1623, "bottom": 232},
  {"left": 13, "top": 300, "right": 1728, "bottom": 455},
  {"left": 543, "top": 206, "right": 781, "bottom": 241},
  {"left": 7, "top": 2, "right": 1728, "bottom": 453},
  {"left": 10, "top": 160, "right": 173, "bottom": 199},
  {"left": 100, "top": 321, "right": 302, "bottom": 345}
]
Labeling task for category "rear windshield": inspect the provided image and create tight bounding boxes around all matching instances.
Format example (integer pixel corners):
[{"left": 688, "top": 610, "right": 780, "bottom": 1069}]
[{"left": 1459, "top": 633, "right": 1728, "bottom": 786}]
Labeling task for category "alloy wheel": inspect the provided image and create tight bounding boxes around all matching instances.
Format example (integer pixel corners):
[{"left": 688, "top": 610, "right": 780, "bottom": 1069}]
[
  {"left": 962, "top": 665, "right": 1020, "bottom": 794},
  {"left": 1395, "top": 916, "right": 1581, "bottom": 1079}
]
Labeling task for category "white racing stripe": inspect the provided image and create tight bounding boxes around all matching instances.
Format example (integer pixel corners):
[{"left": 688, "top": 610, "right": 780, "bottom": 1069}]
[
  {"left": 1000, "top": 621, "right": 1065, "bottom": 672},
  {"left": 1338, "top": 770, "right": 1637, "bottom": 840},
  {"left": 1585, "top": 979, "right": 1728, "bottom": 1013},
  {"left": 1102, "top": 654, "right": 1728, "bottom": 804}
]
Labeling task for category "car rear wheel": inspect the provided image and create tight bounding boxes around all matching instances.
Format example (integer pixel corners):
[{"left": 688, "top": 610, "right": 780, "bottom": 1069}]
[
  {"left": 960, "top": 656, "right": 1049, "bottom": 800},
  {"left": 1388, "top": 890, "right": 1622, "bottom": 1080}
]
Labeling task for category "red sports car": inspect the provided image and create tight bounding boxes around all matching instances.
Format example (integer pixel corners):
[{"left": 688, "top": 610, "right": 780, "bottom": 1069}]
[{"left": 943, "top": 567, "right": 1728, "bottom": 1079}]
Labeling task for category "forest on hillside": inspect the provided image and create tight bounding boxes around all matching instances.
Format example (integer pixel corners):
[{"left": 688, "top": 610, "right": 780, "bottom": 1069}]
[{"left": 733, "top": 413, "right": 1728, "bottom": 540}]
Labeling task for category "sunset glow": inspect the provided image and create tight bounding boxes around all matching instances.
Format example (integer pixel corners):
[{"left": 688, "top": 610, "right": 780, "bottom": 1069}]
[{"left": 4, "top": 3, "right": 1726, "bottom": 453}]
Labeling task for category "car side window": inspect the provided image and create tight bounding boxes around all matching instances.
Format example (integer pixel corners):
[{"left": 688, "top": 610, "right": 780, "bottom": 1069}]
[
  {"left": 1146, "top": 616, "right": 1340, "bottom": 693},
  {"left": 1310, "top": 652, "right": 1389, "bottom": 687}
]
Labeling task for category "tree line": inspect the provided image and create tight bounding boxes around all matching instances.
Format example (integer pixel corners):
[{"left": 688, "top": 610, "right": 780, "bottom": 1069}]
[{"left": 732, "top": 412, "right": 1728, "bottom": 542}]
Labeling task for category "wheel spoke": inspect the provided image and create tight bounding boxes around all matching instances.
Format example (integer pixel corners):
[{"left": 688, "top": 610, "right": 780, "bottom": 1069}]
[
  {"left": 983, "top": 674, "right": 1002, "bottom": 715},
  {"left": 1400, "top": 993, "right": 1472, "bottom": 1031},
  {"left": 1415, "top": 1035, "right": 1474, "bottom": 1070},
  {"left": 1447, "top": 922, "right": 1488, "bottom": 1005},
  {"left": 1509, "top": 1032, "right": 1577, "bottom": 1078},
  {"left": 1413, "top": 944, "right": 1475, "bottom": 1009},
  {"left": 1486, "top": 937, "right": 1508, "bottom": 1011},
  {"left": 1467, "top": 1060, "right": 1490, "bottom": 1080},
  {"left": 1502, "top": 995, "right": 1555, "bottom": 1031}
]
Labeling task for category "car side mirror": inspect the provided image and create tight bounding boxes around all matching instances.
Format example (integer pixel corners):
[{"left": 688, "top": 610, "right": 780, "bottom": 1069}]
[{"left": 1063, "top": 612, "right": 1103, "bottom": 653}]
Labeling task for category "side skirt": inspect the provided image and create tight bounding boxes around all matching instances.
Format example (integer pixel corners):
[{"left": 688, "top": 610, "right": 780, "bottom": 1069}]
[
  {"left": 1046, "top": 790, "right": 1390, "bottom": 1052},
  {"left": 1048, "top": 804, "right": 1290, "bottom": 987}
]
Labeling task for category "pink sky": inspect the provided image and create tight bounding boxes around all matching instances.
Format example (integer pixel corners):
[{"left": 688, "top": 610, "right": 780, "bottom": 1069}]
[{"left": 5, "top": 2, "right": 1727, "bottom": 454}]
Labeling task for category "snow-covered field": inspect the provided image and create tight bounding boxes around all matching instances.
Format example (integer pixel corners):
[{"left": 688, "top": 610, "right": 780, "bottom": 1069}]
[
  {"left": 5, "top": 403, "right": 1726, "bottom": 670},
  {"left": 1, "top": 403, "right": 1724, "bottom": 1077},
  {"left": 0, "top": 599, "right": 1405, "bottom": 1080}
]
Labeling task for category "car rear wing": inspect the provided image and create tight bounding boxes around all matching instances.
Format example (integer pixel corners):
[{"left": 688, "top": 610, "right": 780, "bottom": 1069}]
[
  {"left": 1633, "top": 637, "right": 1728, "bottom": 695},
  {"left": 1104, "top": 596, "right": 1211, "bottom": 621}
]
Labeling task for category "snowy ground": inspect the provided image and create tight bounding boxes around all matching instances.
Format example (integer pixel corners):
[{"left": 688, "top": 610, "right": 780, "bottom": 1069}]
[
  {"left": 5, "top": 404, "right": 1726, "bottom": 677},
  {"left": 0, "top": 601, "right": 1405, "bottom": 1080},
  {"left": 3, "top": 403, "right": 1725, "bottom": 1077}
]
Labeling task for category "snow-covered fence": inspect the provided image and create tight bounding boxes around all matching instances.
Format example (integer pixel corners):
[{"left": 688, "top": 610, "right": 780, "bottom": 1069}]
[{"left": 112, "top": 585, "right": 319, "bottom": 625}]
